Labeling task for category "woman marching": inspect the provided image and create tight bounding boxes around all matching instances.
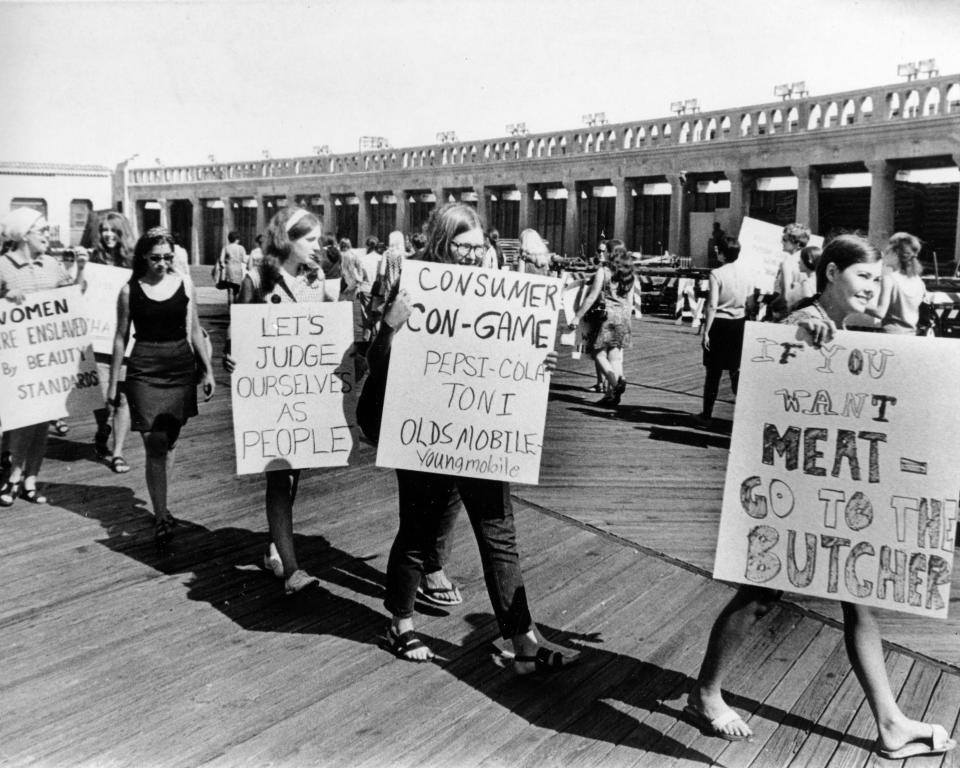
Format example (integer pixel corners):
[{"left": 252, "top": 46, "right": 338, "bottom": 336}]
[
  {"left": 0, "top": 208, "right": 87, "bottom": 507},
  {"left": 685, "top": 235, "right": 956, "bottom": 760},
  {"left": 568, "top": 239, "right": 636, "bottom": 407},
  {"left": 223, "top": 207, "right": 336, "bottom": 595},
  {"left": 108, "top": 227, "right": 215, "bottom": 543},
  {"left": 90, "top": 211, "right": 136, "bottom": 473},
  {"left": 361, "top": 202, "right": 580, "bottom": 671}
]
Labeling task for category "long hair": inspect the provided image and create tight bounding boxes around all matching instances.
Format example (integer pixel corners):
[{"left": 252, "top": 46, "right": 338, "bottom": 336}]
[
  {"left": 887, "top": 231, "right": 922, "bottom": 277},
  {"left": 608, "top": 242, "right": 636, "bottom": 295},
  {"left": 131, "top": 227, "right": 175, "bottom": 279},
  {"left": 814, "top": 234, "right": 882, "bottom": 292},
  {"left": 260, "top": 207, "right": 320, "bottom": 295},
  {"left": 92, "top": 211, "right": 135, "bottom": 268},
  {"left": 424, "top": 203, "right": 485, "bottom": 263}
]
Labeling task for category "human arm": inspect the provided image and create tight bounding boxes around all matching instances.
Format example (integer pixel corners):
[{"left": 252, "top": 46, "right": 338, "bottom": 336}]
[
  {"left": 186, "top": 275, "right": 215, "bottom": 400},
  {"left": 223, "top": 274, "right": 257, "bottom": 372},
  {"left": 366, "top": 287, "right": 412, "bottom": 376},
  {"left": 702, "top": 274, "right": 720, "bottom": 351},
  {"left": 108, "top": 285, "right": 131, "bottom": 407},
  {"left": 568, "top": 269, "right": 605, "bottom": 329},
  {"left": 864, "top": 271, "right": 893, "bottom": 320}
]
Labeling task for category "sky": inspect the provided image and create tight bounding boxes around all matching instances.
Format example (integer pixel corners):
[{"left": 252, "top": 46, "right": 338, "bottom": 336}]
[{"left": 2, "top": 0, "right": 960, "bottom": 170}]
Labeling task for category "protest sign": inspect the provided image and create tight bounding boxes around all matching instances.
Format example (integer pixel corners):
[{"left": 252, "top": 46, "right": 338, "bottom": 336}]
[
  {"left": 80, "top": 262, "right": 131, "bottom": 355},
  {"left": 230, "top": 301, "right": 359, "bottom": 475},
  {"left": 714, "top": 322, "right": 959, "bottom": 618},
  {"left": 377, "top": 262, "right": 562, "bottom": 484},
  {"left": 737, "top": 217, "right": 824, "bottom": 295},
  {"left": 0, "top": 285, "right": 103, "bottom": 429}
]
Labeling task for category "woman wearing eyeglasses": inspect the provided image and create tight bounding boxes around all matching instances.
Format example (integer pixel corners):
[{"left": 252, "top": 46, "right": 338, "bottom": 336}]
[
  {"left": 362, "top": 203, "right": 579, "bottom": 672},
  {"left": 108, "top": 227, "right": 215, "bottom": 543}
]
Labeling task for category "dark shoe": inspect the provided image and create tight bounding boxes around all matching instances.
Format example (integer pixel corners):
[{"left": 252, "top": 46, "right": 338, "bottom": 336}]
[
  {"left": 94, "top": 427, "right": 111, "bottom": 459},
  {"left": 0, "top": 481, "right": 19, "bottom": 507},
  {"left": 693, "top": 413, "right": 714, "bottom": 429},
  {"left": 19, "top": 484, "right": 47, "bottom": 504},
  {"left": 614, "top": 377, "right": 627, "bottom": 396},
  {"left": 154, "top": 514, "right": 178, "bottom": 544},
  {"left": 50, "top": 419, "right": 69, "bottom": 436},
  {"left": 596, "top": 392, "right": 621, "bottom": 408}
]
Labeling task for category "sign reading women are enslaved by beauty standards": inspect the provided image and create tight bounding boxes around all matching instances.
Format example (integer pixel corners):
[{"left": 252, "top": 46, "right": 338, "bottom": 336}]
[
  {"left": 714, "top": 322, "right": 959, "bottom": 618},
  {"left": 79, "top": 262, "right": 133, "bottom": 355},
  {"left": 377, "top": 262, "right": 563, "bottom": 484},
  {"left": 230, "top": 301, "right": 359, "bottom": 474},
  {"left": 0, "top": 285, "right": 103, "bottom": 429}
]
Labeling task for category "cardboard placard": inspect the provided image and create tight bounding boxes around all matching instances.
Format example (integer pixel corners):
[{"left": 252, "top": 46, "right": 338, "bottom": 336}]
[
  {"left": 376, "top": 262, "right": 562, "bottom": 484},
  {"left": 230, "top": 301, "right": 360, "bottom": 475},
  {"left": 80, "top": 263, "right": 131, "bottom": 355},
  {"left": 0, "top": 286, "right": 103, "bottom": 429},
  {"left": 737, "top": 217, "right": 824, "bottom": 295},
  {"left": 714, "top": 322, "right": 958, "bottom": 617}
]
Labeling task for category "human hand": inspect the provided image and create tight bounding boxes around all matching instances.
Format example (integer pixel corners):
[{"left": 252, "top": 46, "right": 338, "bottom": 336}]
[
  {"left": 4, "top": 289, "right": 26, "bottom": 305},
  {"left": 702, "top": 336, "right": 710, "bottom": 352},
  {"left": 73, "top": 247, "right": 89, "bottom": 269},
  {"left": 222, "top": 353, "right": 236, "bottom": 374},
  {"left": 203, "top": 371, "right": 216, "bottom": 401},
  {"left": 543, "top": 349, "right": 559, "bottom": 372},
  {"left": 383, "top": 288, "right": 413, "bottom": 330},
  {"left": 798, "top": 317, "right": 836, "bottom": 347}
]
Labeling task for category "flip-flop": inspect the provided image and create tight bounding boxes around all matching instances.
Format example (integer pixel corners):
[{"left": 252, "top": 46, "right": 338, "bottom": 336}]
[
  {"left": 682, "top": 704, "right": 752, "bottom": 742},
  {"left": 876, "top": 724, "right": 956, "bottom": 759},
  {"left": 416, "top": 583, "right": 463, "bottom": 606}
]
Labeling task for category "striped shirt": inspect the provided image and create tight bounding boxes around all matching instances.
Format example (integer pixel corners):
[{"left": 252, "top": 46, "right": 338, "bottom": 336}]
[{"left": 0, "top": 251, "right": 72, "bottom": 297}]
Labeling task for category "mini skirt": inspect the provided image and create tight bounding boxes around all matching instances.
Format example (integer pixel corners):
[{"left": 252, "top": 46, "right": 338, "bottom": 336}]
[{"left": 125, "top": 339, "right": 198, "bottom": 432}]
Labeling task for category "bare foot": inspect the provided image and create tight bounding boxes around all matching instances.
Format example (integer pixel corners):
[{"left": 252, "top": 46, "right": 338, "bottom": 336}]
[
  {"left": 389, "top": 619, "right": 434, "bottom": 662},
  {"left": 686, "top": 687, "right": 753, "bottom": 740}
]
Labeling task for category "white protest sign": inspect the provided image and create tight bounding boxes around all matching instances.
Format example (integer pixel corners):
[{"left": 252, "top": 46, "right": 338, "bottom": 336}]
[
  {"left": 737, "top": 217, "right": 824, "bottom": 295},
  {"left": 230, "top": 301, "right": 359, "bottom": 475},
  {"left": 0, "top": 286, "right": 103, "bottom": 429},
  {"left": 377, "top": 262, "right": 562, "bottom": 484},
  {"left": 80, "top": 262, "right": 131, "bottom": 355},
  {"left": 714, "top": 322, "right": 958, "bottom": 618}
]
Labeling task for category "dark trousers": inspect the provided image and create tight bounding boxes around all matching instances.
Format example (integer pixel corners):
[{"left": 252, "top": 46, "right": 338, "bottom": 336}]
[{"left": 385, "top": 469, "right": 532, "bottom": 639}]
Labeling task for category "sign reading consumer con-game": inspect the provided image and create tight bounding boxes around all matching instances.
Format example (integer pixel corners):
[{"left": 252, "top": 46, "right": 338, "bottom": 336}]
[{"left": 377, "top": 262, "right": 562, "bottom": 484}]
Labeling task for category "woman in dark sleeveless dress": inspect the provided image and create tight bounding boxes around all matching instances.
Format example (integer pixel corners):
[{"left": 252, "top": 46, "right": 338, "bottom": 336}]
[{"left": 108, "top": 228, "right": 215, "bottom": 543}]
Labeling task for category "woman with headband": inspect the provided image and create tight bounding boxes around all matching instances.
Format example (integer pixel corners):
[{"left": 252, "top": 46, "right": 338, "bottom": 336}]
[
  {"left": 108, "top": 227, "right": 215, "bottom": 544},
  {"left": 223, "top": 207, "right": 336, "bottom": 594},
  {"left": 0, "top": 208, "right": 87, "bottom": 507}
]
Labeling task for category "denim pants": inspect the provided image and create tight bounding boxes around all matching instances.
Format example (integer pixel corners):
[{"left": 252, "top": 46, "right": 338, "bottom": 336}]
[{"left": 385, "top": 469, "right": 532, "bottom": 639}]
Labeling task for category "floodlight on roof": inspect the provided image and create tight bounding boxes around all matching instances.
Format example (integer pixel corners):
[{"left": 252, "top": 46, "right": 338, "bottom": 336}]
[
  {"left": 790, "top": 81, "right": 808, "bottom": 96},
  {"left": 918, "top": 58, "right": 939, "bottom": 77},
  {"left": 436, "top": 131, "right": 458, "bottom": 143},
  {"left": 897, "top": 62, "right": 918, "bottom": 80},
  {"left": 774, "top": 84, "right": 790, "bottom": 99},
  {"left": 670, "top": 101, "right": 685, "bottom": 115},
  {"left": 684, "top": 98, "right": 700, "bottom": 113}
]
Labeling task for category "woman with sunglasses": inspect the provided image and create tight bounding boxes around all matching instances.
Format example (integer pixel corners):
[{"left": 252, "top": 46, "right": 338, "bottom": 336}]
[
  {"left": 108, "top": 227, "right": 215, "bottom": 543},
  {"left": 363, "top": 203, "right": 579, "bottom": 671},
  {"left": 0, "top": 208, "right": 86, "bottom": 507},
  {"left": 89, "top": 211, "right": 136, "bottom": 472}
]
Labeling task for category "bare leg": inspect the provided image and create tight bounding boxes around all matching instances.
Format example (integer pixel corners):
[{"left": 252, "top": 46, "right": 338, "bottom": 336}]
[
  {"left": 608, "top": 347, "right": 624, "bottom": 383},
  {"left": 688, "top": 585, "right": 778, "bottom": 739},
  {"left": 111, "top": 395, "right": 131, "bottom": 459},
  {"left": 594, "top": 349, "right": 619, "bottom": 389},
  {"left": 142, "top": 431, "right": 169, "bottom": 518},
  {"left": 265, "top": 470, "right": 299, "bottom": 577}
]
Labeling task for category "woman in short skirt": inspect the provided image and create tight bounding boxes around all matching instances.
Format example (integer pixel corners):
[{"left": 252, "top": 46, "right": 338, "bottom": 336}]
[{"left": 108, "top": 227, "right": 214, "bottom": 543}]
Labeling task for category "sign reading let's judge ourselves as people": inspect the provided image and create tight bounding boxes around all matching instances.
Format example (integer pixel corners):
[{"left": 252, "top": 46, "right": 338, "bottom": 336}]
[
  {"left": 0, "top": 285, "right": 103, "bottom": 429},
  {"left": 714, "top": 322, "right": 959, "bottom": 618},
  {"left": 230, "top": 302, "right": 359, "bottom": 475},
  {"left": 377, "top": 262, "right": 562, "bottom": 484}
]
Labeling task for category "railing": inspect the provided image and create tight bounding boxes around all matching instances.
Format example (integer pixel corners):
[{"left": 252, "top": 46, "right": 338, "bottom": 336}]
[{"left": 128, "top": 74, "right": 960, "bottom": 186}]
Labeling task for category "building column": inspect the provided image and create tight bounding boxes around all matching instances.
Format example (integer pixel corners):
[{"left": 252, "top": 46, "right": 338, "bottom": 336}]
[
  {"left": 613, "top": 179, "right": 629, "bottom": 244},
  {"left": 792, "top": 165, "right": 821, "bottom": 234},
  {"left": 563, "top": 181, "right": 578, "bottom": 258},
  {"left": 189, "top": 195, "right": 201, "bottom": 265},
  {"left": 356, "top": 192, "right": 369, "bottom": 243},
  {"left": 394, "top": 192, "right": 408, "bottom": 236},
  {"left": 158, "top": 198, "right": 170, "bottom": 230},
  {"left": 255, "top": 195, "right": 267, "bottom": 236},
  {"left": 725, "top": 169, "right": 752, "bottom": 237},
  {"left": 866, "top": 160, "right": 896, "bottom": 248},
  {"left": 221, "top": 197, "right": 234, "bottom": 243},
  {"left": 666, "top": 173, "right": 691, "bottom": 256},
  {"left": 474, "top": 186, "right": 488, "bottom": 226},
  {"left": 325, "top": 194, "right": 338, "bottom": 242},
  {"left": 953, "top": 155, "right": 960, "bottom": 268},
  {"left": 518, "top": 186, "right": 531, "bottom": 233}
]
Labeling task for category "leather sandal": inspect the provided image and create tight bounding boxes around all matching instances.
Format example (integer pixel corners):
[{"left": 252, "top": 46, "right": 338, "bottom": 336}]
[
  {"left": 0, "top": 481, "right": 19, "bottom": 507},
  {"left": 19, "top": 484, "right": 48, "bottom": 504},
  {"left": 109, "top": 456, "right": 131, "bottom": 474}
]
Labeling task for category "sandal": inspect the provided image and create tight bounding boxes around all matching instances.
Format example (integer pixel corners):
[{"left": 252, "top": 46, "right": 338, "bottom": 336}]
[
  {"left": 0, "top": 481, "right": 19, "bottom": 508},
  {"left": 416, "top": 583, "right": 463, "bottom": 606},
  {"left": 385, "top": 625, "right": 434, "bottom": 662},
  {"left": 19, "top": 484, "right": 47, "bottom": 504},
  {"left": 51, "top": 419, "right": 69, "bottom": 436},
  {"left": 513, "top": 646, "right": 580, "bottom": 675},
  {"left": 109, "top": 456, "right": 131, "bottom": 474}
]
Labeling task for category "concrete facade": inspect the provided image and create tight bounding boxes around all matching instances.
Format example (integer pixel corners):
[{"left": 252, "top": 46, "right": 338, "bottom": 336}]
[{"left": 122, "top": 74, "right": 960, "bottom": 265}]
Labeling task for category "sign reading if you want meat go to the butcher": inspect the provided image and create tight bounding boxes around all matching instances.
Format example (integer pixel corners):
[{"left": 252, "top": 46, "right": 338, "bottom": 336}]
[{"left": 714, "top": 322, "right": 958, "bottom": 618}]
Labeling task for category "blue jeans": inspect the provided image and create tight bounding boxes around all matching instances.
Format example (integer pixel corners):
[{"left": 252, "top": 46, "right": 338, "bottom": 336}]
[{"left": 385, "top": 470, "right": 532, "bottom": 639}]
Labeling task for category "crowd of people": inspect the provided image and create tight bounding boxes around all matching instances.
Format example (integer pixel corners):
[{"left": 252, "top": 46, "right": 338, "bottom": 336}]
[{"left": 0, "top": 201, "right": 954, "bottom": 759}]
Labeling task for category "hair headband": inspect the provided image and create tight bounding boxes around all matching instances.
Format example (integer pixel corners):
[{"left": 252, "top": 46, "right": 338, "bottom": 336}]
[{"left": 285, "top": 208, "right": 309, "bottom": 233}]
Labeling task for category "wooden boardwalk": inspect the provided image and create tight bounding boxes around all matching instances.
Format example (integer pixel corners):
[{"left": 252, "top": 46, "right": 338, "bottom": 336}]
[{"left": 1, "top": 300, "right": 958, "bottom": 768}]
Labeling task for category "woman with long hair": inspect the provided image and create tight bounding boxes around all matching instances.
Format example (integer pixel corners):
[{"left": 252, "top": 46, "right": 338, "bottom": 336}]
[
  {"left": 90, "top": 211, "right": 136, "bottom": 472},
  {"left": 866, "top": 231, "right": 926, "bottom": 334},
  {"left": 108, "top": 227, "right": 215, "bottom": 543},
  {"left": 362, "top": 203, "right": 579, "bottom": 670},
  {"left": 223, "top": 207, "right": 336, "bottom": 594},
  {"left": 0, "top": 208, "right": 86, "bottom": 507},
  {"left": 568, "top": 239, "right": 636, "bottom": 407},
  {"left": 685, "top": 235, "right": 956, "bottom": 760}
]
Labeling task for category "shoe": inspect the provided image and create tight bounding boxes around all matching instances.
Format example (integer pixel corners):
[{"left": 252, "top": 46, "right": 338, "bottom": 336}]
[
  {"left": 263, "top": 543, "right": 284, "bottom": 578},
  {"left": 94, "top": 427, "right": 111, "bottom": 459},
  {"left": 109, "top": 456, "right": 131, "bottom": 474},
  {"left": 385, "top": 624, "right": 434, "bottom": 662},
  {"left": 416, "top": 583, "right": 463, "bottom": 606},
  {"left": 693, "top": 413, "right": 714, "bottom": 429},
  {"left": 51, "top": 419, "right": 69, "bottom": 436},
  {"left": 682, "top": 703, "right": 752, "bottom": 742},
  {"left": 876, "top": 724, "right": 956, "bottom": 759},
  {"left": 19, "top": 484, "right": 47, "bottom": 504},
  {"left": 596, "top": 392, "right": 621, "bottom": 407},
  {"left": 284, "top": 569, "right": 321, "bottom": 595},
  {"left": 587, "top": 383, "right": 605, "bottom": 393},
  {"left": 0, "top": 481, "right": 19, "bottom": 508},
  {"left": 614, "top": 377, "right": 627, "bottom": 396},
  {"left": 512, "top": 646, "right": 580, "bottom": 676},
  {"left": 154, "top": 514, "right": 178, "bottom": 544}
]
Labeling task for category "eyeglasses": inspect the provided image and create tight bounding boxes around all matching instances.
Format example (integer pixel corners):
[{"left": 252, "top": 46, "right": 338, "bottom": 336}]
[
  {"left": 449, "top": 242, "right": 487, "bottom": 260},
  {"left": 148, "top": 254, "right": 175, "bottom": 263}
]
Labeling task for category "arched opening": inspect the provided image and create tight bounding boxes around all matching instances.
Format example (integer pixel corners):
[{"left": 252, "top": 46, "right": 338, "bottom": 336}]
[
  {"left": 692, "top": 119, "right": 704, "bottom": 142},
  {"left": 904, "top": 89, "right": 920, "bottom": 118},
  {"left": 623, "top": 128, "right": 633, "bottom": 148},
  {"left": 787, "top": 106, "right": 799, "bottom": 131},
  {"left": 706, "top": 117, "right": 717, "bottom": 140},
  {"left": 720, "top": 116, "right": 731, "bottom": 136},
  {"left": 947, "top": 83, "right": 960, "bottom": 113},
  {"left": 636, "top": 126, "right": 646, "bottom": 144},
  {"left": 923, "top": 86, "right": 941, "bottom": 116},
  {"left": 807, "top": 103, "right": 823, "bottom": 129},
  {"left": 823, "top": 101, "right": 839, "bottom": 128},
  {"left": 756, "top": 111, "right": 768, "bottom": 135},
  {"left": 595, "top": 132, "right": 605, "bottom": 151},
  {"left": 740, "top": 113, "right": 752, "bottom": 137},
  {"left": 860, "top": 96, "right": 874, "bottom": 119},
  {"left": 841, "top": 99, "right": 856, "bottom": 125},
  {"left": 886, "top": 92, "right": 901, "bottom": 119},
  {"left": 679, "top": 121, "right": 691, "bottom": 143},
  {"left": 526, "top": 139, "right": 535, "bottom": 158},
  {"left": 607, "top": 129, "right": 616, "bottom": 148},
  {"left": 650, "top": 125, "right": 659, "bottom": 141},
  {"left": 585, "top": 133, "right": 594, "bottom": 152},
  {"left": 547, "top": 137, "right": 556, "bottom": 156},
  {"left": 771, "top": 109, "right": 783, "bottom": 134},
  {"left": 559, "top": 136, "right": 567, "bottom": 155},
  {"left": 662, "top": 123, "right": 672, "bottom": 139}
]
